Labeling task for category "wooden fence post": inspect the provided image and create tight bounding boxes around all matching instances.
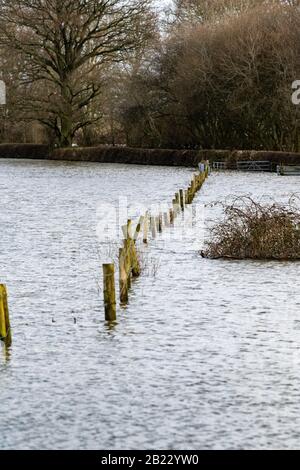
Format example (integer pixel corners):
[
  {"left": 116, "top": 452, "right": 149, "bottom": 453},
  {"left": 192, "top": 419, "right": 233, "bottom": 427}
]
[
  {"left": 130, "top": 239, "right": 140, "bottom": 278},
  {"left": 150, "top": 216, "right": 156, "bottom": 238},
  {"left": 103, "top": 264, "right": 117, "bottom": 322},
  {"left": 169, "top": 208, "right": 174, "bottom": 225},
  {"left": 175, "top": 193, "right": 180, "bottom": 210},
  {"left": 158, "top": 213, "right": 163, "bottom": 233},
  {"left": 119, "top": 248, "right": 128, "bottom": 305},
  {"left": 187, "top": 186, "right": 192, "bottom": 204},
  {"left": 0, "top": 285, "right": 11, "bottom": 346},
  {"left": 172, "top": 199, "right": 176, "bottom": 217},
  {"left": 174, "top": 195, "right": 180, "bottom": 215},
  {"left": 127, "top": 219, "right": 133, "bottom": 239},
  {"left": 143, "top": 212, "right": 149, "bottom": 244},
  {"left": 179, "top": 189, "right": 184, "bottom": 211},
  {"left": 185, "top": 190, "right": 189, "bottom": 205},
  {"left": 134, "top": 216, "right": 144, "bottom": 241},
  {"left": 125, "top": 219, "right": 140, "bottom": 278},
  {"left": 124, "top": 239, "right": 132, "bottom": 289}
]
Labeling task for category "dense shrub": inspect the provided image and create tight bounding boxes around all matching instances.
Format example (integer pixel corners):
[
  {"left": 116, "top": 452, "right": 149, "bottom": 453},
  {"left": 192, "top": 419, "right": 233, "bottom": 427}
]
[
  {"left": 203, "top": 197, "right": 300, "bottom": 260},
  {"left": 2, "top": 145, "right": 300, "bottom": 167},
  {"left": 51, "top": 146, "right": 200, "bottom": 166},
  {"left": 0, "top": 144, "right": 50, "bottom": 159}
]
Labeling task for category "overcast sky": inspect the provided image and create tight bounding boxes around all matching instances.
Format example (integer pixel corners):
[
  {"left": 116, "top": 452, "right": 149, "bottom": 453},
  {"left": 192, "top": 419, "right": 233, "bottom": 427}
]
[{"left": 155, "top": 0, "right": 173, "bottom": 10}]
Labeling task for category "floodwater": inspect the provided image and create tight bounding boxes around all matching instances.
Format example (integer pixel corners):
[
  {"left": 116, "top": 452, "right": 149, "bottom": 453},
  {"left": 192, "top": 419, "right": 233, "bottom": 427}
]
[{"left": 0, "top": 159, "right": 300, "bottom": 450}]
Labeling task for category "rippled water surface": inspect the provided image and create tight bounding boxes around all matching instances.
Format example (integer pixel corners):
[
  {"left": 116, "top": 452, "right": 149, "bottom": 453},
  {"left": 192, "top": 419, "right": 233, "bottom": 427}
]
[{"left": 0, "top": 159, "right": 300, "bottom": 450}]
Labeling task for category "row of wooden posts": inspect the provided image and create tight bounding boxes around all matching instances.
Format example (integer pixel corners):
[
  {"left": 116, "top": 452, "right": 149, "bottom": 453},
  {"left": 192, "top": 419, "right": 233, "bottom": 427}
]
[
  {"left": 102, "top": 164, "right": 209, "bottom": 322},
  {"left": 0, "top": 163, "right": 210, "bottom": 344}
]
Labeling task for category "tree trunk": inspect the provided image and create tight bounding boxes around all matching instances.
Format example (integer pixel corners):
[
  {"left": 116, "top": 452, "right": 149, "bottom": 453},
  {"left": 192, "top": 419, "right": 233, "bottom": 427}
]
[{"left": 59, "top": 114, "right": 73, "bottom": 148}]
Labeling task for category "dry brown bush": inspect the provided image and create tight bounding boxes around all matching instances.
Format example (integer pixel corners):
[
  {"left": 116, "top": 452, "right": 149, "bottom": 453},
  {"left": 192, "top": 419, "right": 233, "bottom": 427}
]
[{"left": 203, "top": 196, "right": 300, "bottom": 260}]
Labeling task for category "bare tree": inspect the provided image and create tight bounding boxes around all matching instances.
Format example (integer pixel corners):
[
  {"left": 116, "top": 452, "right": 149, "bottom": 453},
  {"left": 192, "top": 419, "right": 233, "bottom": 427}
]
[
  {"left": 119, "top": 1, "right": 300, "bottom": 151},
  {"left": 0, "top": 0, "right": 154, "bottom": 147},
  {"left": 173, "top": 0, "right": 287, "bottom": 23}
]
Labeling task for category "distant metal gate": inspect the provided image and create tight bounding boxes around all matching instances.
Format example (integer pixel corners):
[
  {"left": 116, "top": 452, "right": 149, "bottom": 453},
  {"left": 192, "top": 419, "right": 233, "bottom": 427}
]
[
  {"left": 212, "top": 161, "right": 227, "bottom": 170},
  {"left": 277, "top": 165, "right": 300, "bottom": 176},
  {"left": 236, "top": 161, "right": 272, "bottom": 172}
]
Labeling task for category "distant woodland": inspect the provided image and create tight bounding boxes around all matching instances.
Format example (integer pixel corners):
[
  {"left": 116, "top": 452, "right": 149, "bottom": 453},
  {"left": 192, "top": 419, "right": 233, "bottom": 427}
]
[{"left": 0, "top": 0, "right": 300, "bottom": 151}]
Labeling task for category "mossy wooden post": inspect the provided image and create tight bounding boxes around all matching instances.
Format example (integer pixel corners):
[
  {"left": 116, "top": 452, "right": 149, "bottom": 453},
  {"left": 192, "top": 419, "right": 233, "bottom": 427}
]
[
  {"left": 103, "top": 264, "right": 117, "bottom": 322},
  {"left": 130, "top": 239, "right": 140, "bottom": 278},
  {"left": 155, "top": 216, "right": 159, "bottom": 232},
  {"left": 127, "top": 219, "right": 140, "bottom": 278},
  {"left": 122, "top": 223, "right": 128, "bottom": 241},
  {"left": 127, "top": 219, "right": 133, "bottom": 240},
  {"left": 174, "top": 194, "right": 180, "bottom": 216},
  {"left": 0, "top": 287, "right": 6, "bottom": 340},
  {"left": 0, "top": 285, "right": 11, "bottom": 346},
  {"left": 179, "top": 189, "right": 184, "bottom": 211},
  {"left": 205, "top": 160, "right": 210, "bottom": 176},
  {"left": 187, "top": 186, "right": 192, "bottom": 204},
  {"left": 198, "top": 174, "right": 203, "bottom": 190},
  {"left": 172, "top": 199, "right": 177, "bottom": 218},
  {"left": 119, "top": 248, "right": 128, "bottom": 305},
  {"left": 169, "top": 208, "right": 174, "bottom": 225},
  {"left": 185, "top": 190, "right": 189, "bottom": 205},
  {"left": 134, "top": 216, "right": 144, "bottom": 241},
  {"left": 124, "top": 239, "right": 132, "bottom": 289}
]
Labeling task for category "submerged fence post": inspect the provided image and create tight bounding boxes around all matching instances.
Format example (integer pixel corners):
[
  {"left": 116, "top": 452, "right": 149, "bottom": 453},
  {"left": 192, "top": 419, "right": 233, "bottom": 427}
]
[
  {"left": 172, "top": 199, "right": 176, "bottom": 217},
  {"left": 179, "top": 189, "right": 184, "bottom": 211},
  {"left": 150, "top": 216, "right": 156, "bottom": 238},
  {"left": 0, "top": 285, "right": 11, "bottom": 346},
  {"left": 126, "top": 219, "right": 140, "bottom": 278},
  {"left": 143, "top": 212, "right": 149, "bottom": 244},
  {"left": 184, "top": 190, "right": 189, "bottom": 205},
  {"left": 158, "top": 213, "right": 163, "bottom": 233},
  {"left": 175, "top": 193, "right": 180, "bottom": 211},
  {"left": 131, "top": 239, "right": 141, "bottom": 278},
  {"left": 134, "top": 216, "right": 144, "bottom": 241},
  {"left": 187, "top": 186, "right": 192, "bottom": 204},
  {"left": 103, "top": 264, "right": 117, "bottom": 322},
  {"left": 169, "top": 207, "right": 174, "bottom": 225},
  {"left": 173, "top": 195, "right": 180, "bottom": 216},
  {"left": 119, "top": 248, "right": 128, "bottom": 305},
  {"left": 124, "top": 239, "right": 132, "bottom": 289}
]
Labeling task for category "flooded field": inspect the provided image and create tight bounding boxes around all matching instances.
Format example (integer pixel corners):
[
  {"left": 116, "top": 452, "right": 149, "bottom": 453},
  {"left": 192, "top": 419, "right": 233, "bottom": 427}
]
[{"left": 0, "top": 159, "right": 300, "bottom": 450}]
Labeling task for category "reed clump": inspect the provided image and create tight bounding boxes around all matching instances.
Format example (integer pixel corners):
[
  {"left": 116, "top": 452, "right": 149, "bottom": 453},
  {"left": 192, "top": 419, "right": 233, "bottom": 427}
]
[{"left": 203, "top": 196, "right": 300, "bottom": 260}]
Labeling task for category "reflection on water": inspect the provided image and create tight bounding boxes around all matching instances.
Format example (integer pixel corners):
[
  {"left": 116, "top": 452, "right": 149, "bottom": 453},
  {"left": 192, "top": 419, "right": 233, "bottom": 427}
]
[
  {"left": 1, "top": 342, "right": 11, "bottom": 363},
  {"left": 0, "top": 160, "right": 300, "bottom": 450}
]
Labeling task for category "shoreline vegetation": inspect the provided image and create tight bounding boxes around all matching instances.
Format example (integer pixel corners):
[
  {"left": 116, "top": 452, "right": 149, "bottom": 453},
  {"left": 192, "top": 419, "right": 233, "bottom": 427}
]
[
  {"left": 202, "top": 196, "right": 300, "bottom": 261},
  {"left": 1, "top": 144, "right": 300, "bottom": 168}
]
